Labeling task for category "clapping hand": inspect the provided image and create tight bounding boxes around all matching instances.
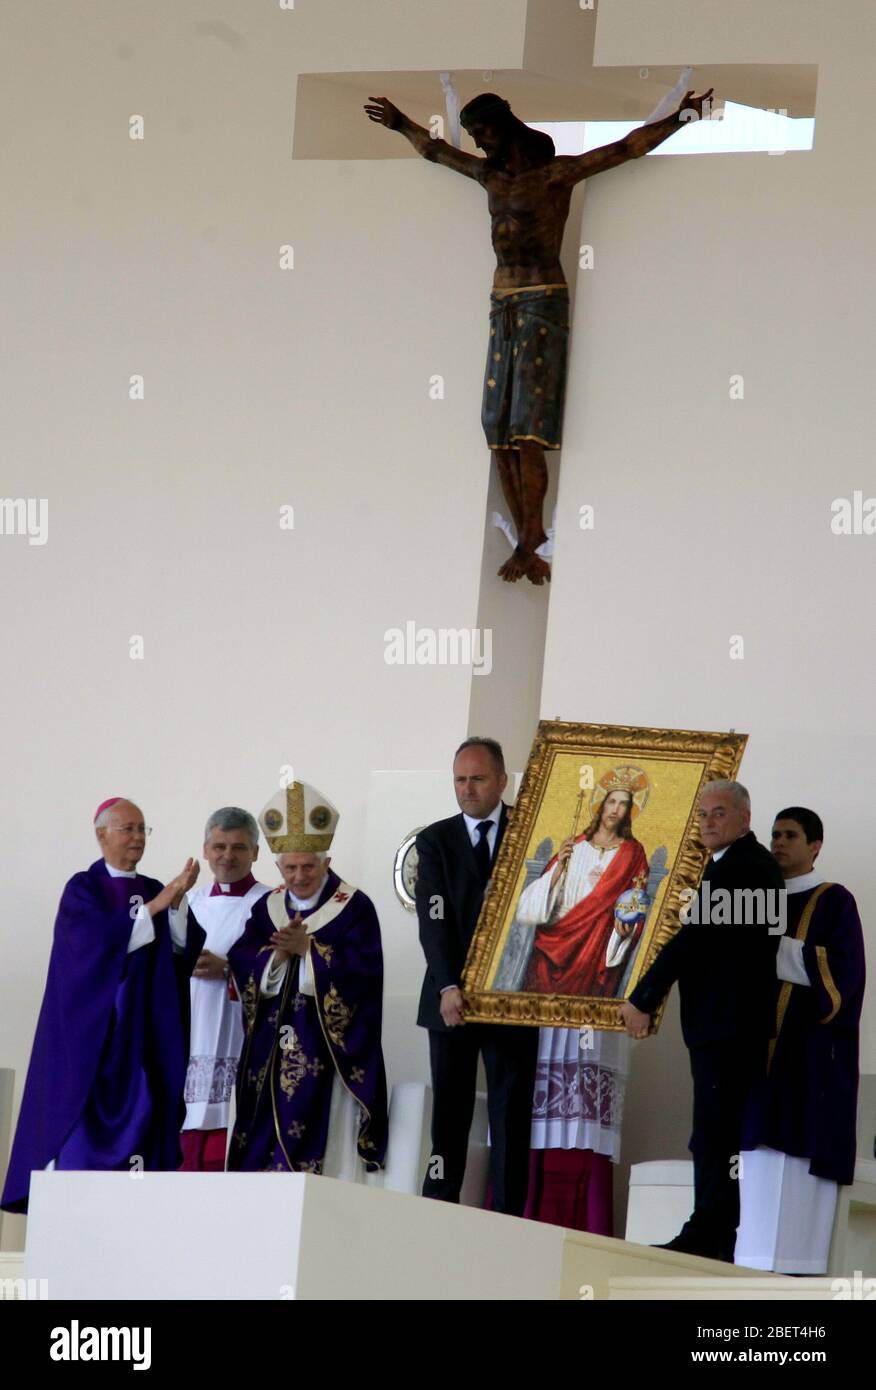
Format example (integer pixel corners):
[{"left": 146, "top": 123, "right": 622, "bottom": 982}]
[
  {"left": 270, "top": 913, "right": 308, "bottom": 960},
  {"left": 150, "top": 858, "right": 200, "bottom": 914}
]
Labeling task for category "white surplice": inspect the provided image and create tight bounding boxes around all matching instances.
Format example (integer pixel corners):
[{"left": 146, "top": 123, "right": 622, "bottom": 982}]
[
  {"left": 182, "top": 879, "right": 270, "bottom": 1131},
  {"left": 530, "top": 1025, "right": 630, "bottom": 1160},
  {"left": 518, "top": 843, "right": 630, "bottom": 1158}
]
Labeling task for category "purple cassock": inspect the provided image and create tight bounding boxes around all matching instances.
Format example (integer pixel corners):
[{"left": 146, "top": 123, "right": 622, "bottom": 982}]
[
  {"left": 226, "top": 870, "right": 388, "bottom": 1173},
  {"left": 1, "top": 860, "right": 205, "bottom": 1213},
  {"left": 742, "top": 882, "right": 866, "bottom": 1185}
]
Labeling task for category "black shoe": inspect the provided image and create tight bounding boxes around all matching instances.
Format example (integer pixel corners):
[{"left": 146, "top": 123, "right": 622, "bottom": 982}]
[
  {"left": 652, "top": 1232, "right": 735, "bottom": 1262},
  {"left": 652, "top": 1233, "right": 698, "bottom": 1253}
]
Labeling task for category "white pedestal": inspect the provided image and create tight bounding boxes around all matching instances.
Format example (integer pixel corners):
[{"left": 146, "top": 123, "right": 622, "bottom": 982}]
[
  {"left": 24, "top": 1171, "right": 794, "bottom": 1300},
  {"left": 25, "top": 1171, "right": 564, "bottom": 1301}
]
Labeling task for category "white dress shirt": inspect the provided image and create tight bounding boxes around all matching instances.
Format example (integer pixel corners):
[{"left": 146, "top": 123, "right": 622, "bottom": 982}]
[{"left": 462, "top": 801, "right": 502, "bottom": 858}]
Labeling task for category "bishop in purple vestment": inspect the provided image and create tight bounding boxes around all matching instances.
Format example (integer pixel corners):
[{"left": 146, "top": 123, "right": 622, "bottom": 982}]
[
  {"left": 226, "top": 781, "right": 388, "bottom": 1174},
  {"left": 1, "top": 798, "right": 204, "bottom": 1214}
]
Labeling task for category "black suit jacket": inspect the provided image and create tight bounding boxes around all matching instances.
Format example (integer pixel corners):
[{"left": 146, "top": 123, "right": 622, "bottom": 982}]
[
  {"left": 629, "top": 830, "right": 785, "bottom": 1049},
  {"left": 415, "top": 804, "right": 509, "bottom": 1031}
]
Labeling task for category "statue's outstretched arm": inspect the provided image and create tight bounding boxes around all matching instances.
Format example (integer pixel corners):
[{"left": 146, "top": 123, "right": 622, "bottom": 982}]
[
  {"left": 553, "top": 88, "right": 714, "bottom": 188},
  {"left": 364, "top": 96, "right": 486, "bottom": 183}
]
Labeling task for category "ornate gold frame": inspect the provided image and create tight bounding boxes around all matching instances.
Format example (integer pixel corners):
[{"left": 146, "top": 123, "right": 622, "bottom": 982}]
[{"left": 461, "top": 720, "right": 747, "bottom": 1030}]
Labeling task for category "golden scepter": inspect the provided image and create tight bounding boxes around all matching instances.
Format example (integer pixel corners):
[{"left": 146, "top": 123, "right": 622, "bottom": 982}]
[{"left": 555, "top": 764, "right": 592, "bottom": 900}]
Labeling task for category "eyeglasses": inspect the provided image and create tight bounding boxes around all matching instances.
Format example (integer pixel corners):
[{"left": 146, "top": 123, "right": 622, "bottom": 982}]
[{"left": 106, "top": 825, "right": 152, "bottom": 837}]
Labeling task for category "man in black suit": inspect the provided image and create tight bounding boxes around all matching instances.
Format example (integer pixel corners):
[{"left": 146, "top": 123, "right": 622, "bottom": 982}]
[
  {"left": 416, "top": 737, "right": 538, "bottom": 1215},
  {"left": 620, "top": 779, "right": 785, "bottom": 1261}
]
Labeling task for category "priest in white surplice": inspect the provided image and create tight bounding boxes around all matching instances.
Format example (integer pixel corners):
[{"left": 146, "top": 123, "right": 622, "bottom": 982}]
[{"left": 176, "top": 807, "right": 270, "bottom": 1171}]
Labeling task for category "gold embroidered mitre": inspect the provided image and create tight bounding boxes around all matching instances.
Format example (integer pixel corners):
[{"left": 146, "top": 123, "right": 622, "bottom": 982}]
[{"left": 259, "top": 781, "right": 339, "bottom": 854}]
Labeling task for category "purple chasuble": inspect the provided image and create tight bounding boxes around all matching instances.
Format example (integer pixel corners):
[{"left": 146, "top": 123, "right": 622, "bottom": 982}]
[
  {"left": 227, "top": 870, "right": 388, "bottom": 1173},
  {"left": 1, "top": 860, "right": 205, "bottom": 1213},
  {"left": 741, "top": 883, "right": 865, "bottom": 1185}
]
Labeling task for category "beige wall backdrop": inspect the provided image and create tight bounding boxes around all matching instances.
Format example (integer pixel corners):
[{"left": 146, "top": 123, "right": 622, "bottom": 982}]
[
  {"left": 0, "top": 0, "right": 872, "bottom": 1231},
  {"left": 0, "top": 4, "right": 498, "bottom": 1113},
  {"left": 545, "top": 0, "right": 875, "bottom": 1073}
]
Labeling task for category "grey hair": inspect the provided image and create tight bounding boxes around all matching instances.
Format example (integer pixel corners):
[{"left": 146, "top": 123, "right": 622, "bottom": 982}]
[
  {"left": 204, "top": 806, "right": 260, "bottom": 847},
  {"left": 276, "top": 850, "right": 328, "bottom": 864},
  {"left": 702, "top": 779, "right": 750, "bottom": 811}
]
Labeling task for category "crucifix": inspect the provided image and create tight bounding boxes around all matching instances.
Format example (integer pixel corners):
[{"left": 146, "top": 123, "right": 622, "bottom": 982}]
[{"left": 365, "top": 84, "right": 713, "bottom": 586}]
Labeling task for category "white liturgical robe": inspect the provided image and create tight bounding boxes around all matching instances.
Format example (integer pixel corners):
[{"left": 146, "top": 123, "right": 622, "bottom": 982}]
[
  {"left": 518, "top": 843, "right": 631, "bottom": 1157},
  {"left": 182, "top": 878, "right": 270, "bottom": 1132}
]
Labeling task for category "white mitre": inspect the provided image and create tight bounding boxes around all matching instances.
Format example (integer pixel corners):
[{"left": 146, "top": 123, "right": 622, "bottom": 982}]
[{"left": 258, "top": 781, "right": 339, "bottom": 855}]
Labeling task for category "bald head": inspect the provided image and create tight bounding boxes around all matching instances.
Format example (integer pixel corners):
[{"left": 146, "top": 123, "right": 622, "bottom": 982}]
[{"left": 95, "top": 798, "right": 148, "bottom": 871}]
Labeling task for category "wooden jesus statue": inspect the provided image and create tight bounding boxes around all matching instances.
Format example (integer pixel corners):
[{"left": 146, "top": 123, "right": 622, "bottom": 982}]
[{"left": 365, "top": 87, "right": 713, "bottom": 585}]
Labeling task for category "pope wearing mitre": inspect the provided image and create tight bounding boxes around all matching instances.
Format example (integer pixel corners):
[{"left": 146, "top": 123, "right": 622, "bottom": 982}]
[{"left": 226, "top": 781, "right": 388, "bottom": 1175}]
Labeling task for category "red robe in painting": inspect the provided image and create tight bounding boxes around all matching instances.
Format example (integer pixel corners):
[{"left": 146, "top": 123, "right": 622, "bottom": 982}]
[{"left": 524, "top": 837, "right": 649, "bottom": 997}]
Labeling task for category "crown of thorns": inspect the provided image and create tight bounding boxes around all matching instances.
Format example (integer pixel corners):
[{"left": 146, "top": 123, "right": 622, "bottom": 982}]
[{"left": 459, "top": 94, "right": 512, "bottom": 129}]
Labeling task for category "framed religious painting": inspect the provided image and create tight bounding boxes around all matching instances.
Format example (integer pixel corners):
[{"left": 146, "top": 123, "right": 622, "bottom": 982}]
[{"left": 461, "top": 720, "right": 747, "bottom": 1031}]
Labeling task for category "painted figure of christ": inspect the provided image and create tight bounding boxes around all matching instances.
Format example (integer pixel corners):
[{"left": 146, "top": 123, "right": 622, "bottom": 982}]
[
  {"left": 516, "top": 787, "right": 648, "bottom": 997},
  {"left": 365, "top": 86, "right": 712, "bottom": 585}
]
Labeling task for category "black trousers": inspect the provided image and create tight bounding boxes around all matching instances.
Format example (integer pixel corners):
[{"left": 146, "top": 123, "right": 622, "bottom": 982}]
[
  {"left": 422, "top": 1023, "right": 538, "bottom": 1216},
  {"left": 682, "top": 1038, "right": 766, "bottom": 1255}
]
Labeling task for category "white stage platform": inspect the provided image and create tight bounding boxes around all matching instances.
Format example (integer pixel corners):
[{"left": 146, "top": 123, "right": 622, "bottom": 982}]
[{"left": 22, "top": 1171, "right": 802, "bottom": 1301}]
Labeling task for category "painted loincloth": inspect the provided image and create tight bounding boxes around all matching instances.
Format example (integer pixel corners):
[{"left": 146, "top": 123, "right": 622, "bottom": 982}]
[{"left": 481, "top": 284, "right": 570, "bottom": 450}]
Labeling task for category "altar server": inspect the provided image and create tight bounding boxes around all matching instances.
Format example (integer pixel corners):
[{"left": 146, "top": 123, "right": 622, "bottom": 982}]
[
  {"left": 1, "top": 798, "right": 203, "bottom": 1213},
  {"left": 176, "top": 807, "right": 270, "bottom": 1171},
  {"left": 227, "top": 781, "right": 388, "bottom": 1175},
  {"left": 736, "top": 807, "right": 865, "bottom": 1273}
]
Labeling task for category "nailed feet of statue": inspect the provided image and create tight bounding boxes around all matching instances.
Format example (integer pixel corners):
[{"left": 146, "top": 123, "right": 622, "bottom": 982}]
[{"left": 498, "top": 545, "right": 551, "bottom": 586}]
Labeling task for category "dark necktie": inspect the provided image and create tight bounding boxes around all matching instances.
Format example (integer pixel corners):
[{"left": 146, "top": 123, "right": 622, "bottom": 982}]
[{"left": 474, "top": 820, "right": 492, "bottom": 885}]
